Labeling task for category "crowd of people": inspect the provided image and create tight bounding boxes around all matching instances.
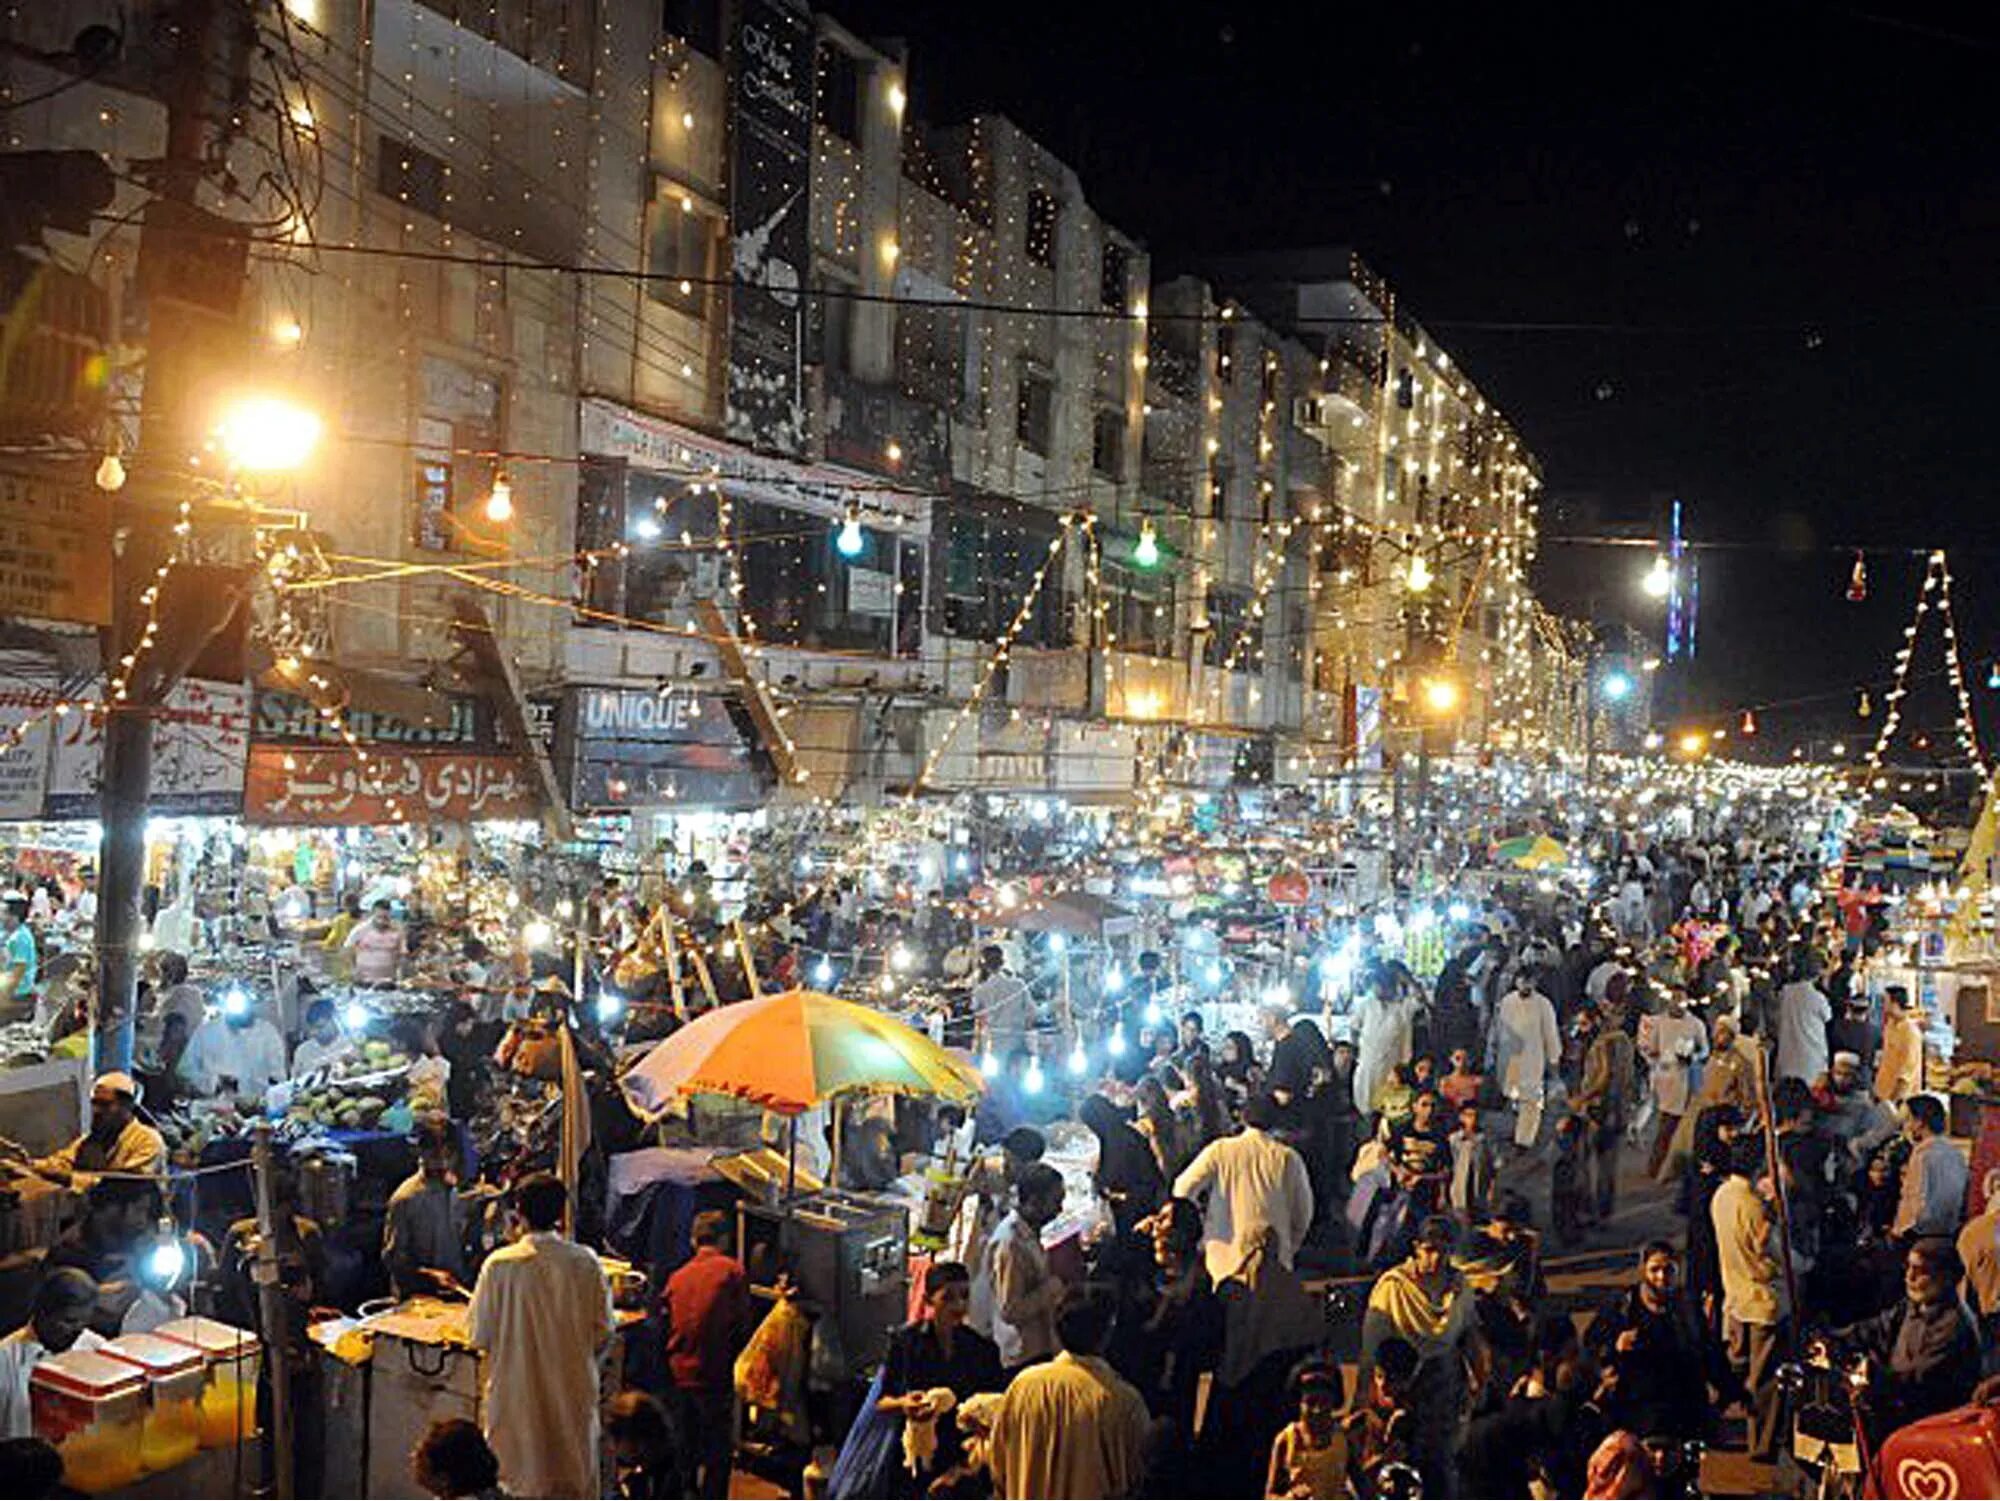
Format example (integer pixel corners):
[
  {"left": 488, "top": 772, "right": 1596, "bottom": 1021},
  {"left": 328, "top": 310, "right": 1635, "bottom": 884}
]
[{"left": 0, "top": 795, "right": 1993, "bottom": 1500}]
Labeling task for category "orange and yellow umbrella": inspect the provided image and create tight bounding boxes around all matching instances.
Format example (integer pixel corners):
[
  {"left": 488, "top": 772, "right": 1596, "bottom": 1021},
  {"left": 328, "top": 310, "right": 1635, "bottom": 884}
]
[{"left": 621, "top": 988, "right": 984, "bottom": 1118}]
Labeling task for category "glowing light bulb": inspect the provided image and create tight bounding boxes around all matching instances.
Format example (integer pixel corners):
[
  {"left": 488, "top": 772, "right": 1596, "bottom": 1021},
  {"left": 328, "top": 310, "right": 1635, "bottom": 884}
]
[
  {"left": 836, "top": 512, "right": 866, "bottom": 558},
  {"left": 95, "top": 453, "right": 126, "bottom": 492},
  {"left": 980, "top": 1050, "right": 1000, "bottom": 1078},
  {"left": 1642, "top": 555, "right": 1673, "bottom": 599},
  {"left": 485, "top": 475, "right": 514, "bottom": 523},
  {"left": 1068, "top": 1044, "right": 1088, "bottom": 1076},
  {"left": 1106, "top": 1029, "right": 1127, "bottom": 1058},
  {"left": 1406, "top": 553, "right": 1434, "bottom": 593},
  {"left": 1103, "top": 963, "right": 1125, "bottom": 993},
  {"left": 813, "top": 957, "right": 834, "bottom": 986},
  {"left": 1134, "top": 518, "right": 1160, "bottom": 569},
  {"left": 1023, "top": 1059, "right": 1045, "bottom": 1095},
  {"left": 341, "top": 1001, "right": 369, "bottom": 1032}
]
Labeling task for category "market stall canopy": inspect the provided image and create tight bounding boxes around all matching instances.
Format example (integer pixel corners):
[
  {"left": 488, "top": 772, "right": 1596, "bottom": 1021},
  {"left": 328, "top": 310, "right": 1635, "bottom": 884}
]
[
  {"left": 986, "top": 890, "right": 1136, "bottom": 937},
  {"left": 621, "top": 989, "right": 984, "bottom": 1118},
  {"left": 1493, "top": 834, "right": 1569, "bottom": 869}
]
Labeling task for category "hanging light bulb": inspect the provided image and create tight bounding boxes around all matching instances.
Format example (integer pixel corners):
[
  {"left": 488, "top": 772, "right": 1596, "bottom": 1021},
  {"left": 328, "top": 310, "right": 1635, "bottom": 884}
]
[
  {"left": 835, "top": 505, "right": 865, "bottom": 558},
  {"left": 1134, "top": 517, "right": 1160, "bottom": 569},
  {"left": 1847, "top": 549, "right": 1867, "bottom": 603},
  {"left": 1406, "top": 552, "right": 1434, "bottom": 593},
  {"left": 1858, "top": 690, "right": 1872, "bottom": 718},
  {"left": 484, "top": 473, "right": 514, "bottom": 523},
  {"left": 1067, "top": 1043, "right": 1088, "bottom": 1077},
  {"left": 95, "top": 452, "right": 126, "bottom": 492},
  {"left": 1741, "top": 709, "right": 1757, "bottom": 735}
]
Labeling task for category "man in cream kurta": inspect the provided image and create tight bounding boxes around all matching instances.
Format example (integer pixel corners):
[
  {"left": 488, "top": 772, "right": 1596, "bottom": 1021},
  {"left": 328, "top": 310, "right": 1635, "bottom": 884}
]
[
  {"left": 467, "top": 1174, "right": 613, "bottom": 1498},
  {"left": 988, "top": 1289, "right": 1149, "bottom": 1500},
  {"left": 1171, "top": 1092, "right": 1314, "bottom": 1284},
  {"left": 1488, "top": 970, "right": 1561, "bottom": 1149}
]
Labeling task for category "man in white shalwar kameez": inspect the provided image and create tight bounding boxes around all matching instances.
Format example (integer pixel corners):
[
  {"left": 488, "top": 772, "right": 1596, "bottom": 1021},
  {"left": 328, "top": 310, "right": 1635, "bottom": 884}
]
[
  {"left": 1351, "top": 970, "right": 1416, "bottom": 1120},
  {"left": 1488, "top": 969, "right": 1561, "bottom": 1149},
  {"left": 467, "top": 1173, "right": 613, "bottom": 1498}
]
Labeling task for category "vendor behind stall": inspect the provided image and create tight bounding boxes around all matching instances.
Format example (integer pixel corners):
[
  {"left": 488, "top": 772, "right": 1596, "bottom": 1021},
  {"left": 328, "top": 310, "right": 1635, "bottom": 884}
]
[
  {"left": 383, "top": 1116, "right": 477, "bottom": 1298},
  {"left": 290, "top": 999, "right": 352, "bottom": 1078},
  {"left": 345, "top": 899, "right": 407, "bottom": 986},
  {"left": 180, "top": 987, "right": 286, "bottom": 1101},
  {"left": 0, "top": 1269, "right": 103, "bottom": 1437},
  {"left": 44, "top": 1179, "right": 165, "bottom": 1335},
  {"left": 29, "top": 1072, "right": 164, "bottom": 1186},
  {"left": 0, "top": 895, "right": 36, "bottom": 1016}
]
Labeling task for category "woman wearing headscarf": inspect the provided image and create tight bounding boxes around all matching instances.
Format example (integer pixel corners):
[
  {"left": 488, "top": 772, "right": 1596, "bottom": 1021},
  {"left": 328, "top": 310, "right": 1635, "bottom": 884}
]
[{"left": 1079, "top": 1093, "right": 1165, "bottom": 1276}]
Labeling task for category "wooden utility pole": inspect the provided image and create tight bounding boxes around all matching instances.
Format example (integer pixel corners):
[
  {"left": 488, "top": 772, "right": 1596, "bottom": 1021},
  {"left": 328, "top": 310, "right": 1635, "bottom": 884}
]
[{"left": 95, "top": 0, "right": 247, "bottom": 1069}]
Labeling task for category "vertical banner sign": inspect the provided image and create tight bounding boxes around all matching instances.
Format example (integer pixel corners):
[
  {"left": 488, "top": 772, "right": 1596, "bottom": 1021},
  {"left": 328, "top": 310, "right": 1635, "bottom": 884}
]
[{"left": 727, "top": 0, "right": 813, "bottom": 455}]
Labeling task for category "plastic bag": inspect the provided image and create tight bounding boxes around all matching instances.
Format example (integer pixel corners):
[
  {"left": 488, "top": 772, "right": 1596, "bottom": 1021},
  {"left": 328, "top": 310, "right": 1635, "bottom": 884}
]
[{"left": 735, "top": 1294, "right": 811, "bottom": 1444}]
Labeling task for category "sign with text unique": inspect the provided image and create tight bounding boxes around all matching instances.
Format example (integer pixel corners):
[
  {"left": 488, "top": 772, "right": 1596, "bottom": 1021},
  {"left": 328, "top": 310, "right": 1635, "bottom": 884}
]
[
  {"left": 561, "top": 685, "right": 770, "bottom": 809},
  {"left": 243, "top": 746, "right": 539, "bottom": 825},
  {"left": 46, "top": 678, "right": 248, "bottom": 818},
  {"left": 0, "top": 468, "right": 112, "bottom": 625},
  {"left": 725, "top": 0, "right": 813, "bottom": 455}
]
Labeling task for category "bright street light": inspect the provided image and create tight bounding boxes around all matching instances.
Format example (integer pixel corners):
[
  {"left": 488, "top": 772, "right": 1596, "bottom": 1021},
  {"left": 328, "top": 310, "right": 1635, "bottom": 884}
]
[
  {"left": 1422, "top": 676, "right": 1460, "bottom": 713},
  {"left": 1641, "top": 555, "right": 1673, "bottom": 599},
  {"left": 1600, "top": 669, "right": 1634, "bottom": 701},
  {"left": 215, "top": 394, "right": 321, "bottom": 472}
]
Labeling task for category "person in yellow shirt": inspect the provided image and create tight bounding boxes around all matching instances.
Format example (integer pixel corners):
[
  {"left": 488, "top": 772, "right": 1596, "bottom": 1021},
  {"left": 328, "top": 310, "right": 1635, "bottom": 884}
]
[{"left": 321, "top": 895, "right": 363, "bottom": 981}]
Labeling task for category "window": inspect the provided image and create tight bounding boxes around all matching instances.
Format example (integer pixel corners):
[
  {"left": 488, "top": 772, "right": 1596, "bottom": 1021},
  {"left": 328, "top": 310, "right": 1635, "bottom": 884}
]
[
  {"left": 1091, "top": 409, "right": 1126, "bottom": 480},
  {"left": 811, "top": 269, "right": 858, "bottom": 372},
  {"left": 1100, "top": 243, "right": 1129, "bottom": 310},
  {"left": 1016, "top": 369, "right": 1053, "bottom": 455},
  {"left": 816, "top": 42, "right": 862, "bottom": 145},
  {"left": 938, "top": 505, "right": 1069, "bottom": 647},
  {"left": 1202, "top": 585, "right": 1258, "bottom": 669},
  {"left": 412, "top": 356, "right": 501, "bottom": 553},
  {"left": 1106, "top": 561, "right": 1174, "bottom": 657},
  {"left": 661, "top": 0, "right": 724, "bottom": 58},
  {"left": 645, "top": 185, "right": 720, "bottom": 318},
  {"left": 576, "top": 462, "right": 722, "bottom": 626},
  {"left": 895, "top": 302, "right": 965, "bottom": 410},
  {"left": 377, "top": 136, "right": 448, "bottom": 220},
  {"left": 1025, "top": 188, "right": 1058, "bottom": 268}
]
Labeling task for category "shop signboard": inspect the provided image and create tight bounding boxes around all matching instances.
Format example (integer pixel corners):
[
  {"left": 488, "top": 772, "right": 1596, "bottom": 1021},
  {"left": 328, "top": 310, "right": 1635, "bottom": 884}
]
[
  {"left": 0, "top": 468, "right": 113, "bottom": 626},
  {"left": 0, "top": 653, "right": 58, "bottom": 820},
  {"left": 562, "top": 685, "right": 771, "bottom": 810},
  {"left": 252, "top": 688, "right": 495, "bottom": 748},
  {"left": 243, "top": 746, "right": 540, "bottom": 825},
  {"left": 45, "top": 678, "right": 249, "bottom": 818},
  {"left": 725, "top": 0, "right": 814, "bottom": 455}
]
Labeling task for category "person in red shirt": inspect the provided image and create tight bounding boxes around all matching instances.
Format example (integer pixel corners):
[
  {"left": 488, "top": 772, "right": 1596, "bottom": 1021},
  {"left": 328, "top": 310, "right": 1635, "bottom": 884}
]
[
  {"left": 665, "top": 1210, "right": 751, "bottom": 1497},
  {"left": 1438, "top": 1048, "right": 1484, "bottom": 1112}
]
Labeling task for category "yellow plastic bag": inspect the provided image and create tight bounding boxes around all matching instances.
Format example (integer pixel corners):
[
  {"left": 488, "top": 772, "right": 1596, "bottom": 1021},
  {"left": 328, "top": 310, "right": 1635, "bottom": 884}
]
[{"left": 734, "top": 1294, "right": 810, "bottom": 1443}]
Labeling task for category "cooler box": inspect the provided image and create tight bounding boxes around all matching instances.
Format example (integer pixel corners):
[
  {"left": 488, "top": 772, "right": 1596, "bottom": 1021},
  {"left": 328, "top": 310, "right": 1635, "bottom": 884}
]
[
  {"left": 156, "top": 1314, "right": 261, "bottom": 1446},
  {"left": 30, "top": 1348, "right": 147, "bottom": 1494},
  {"left": 104, "top": 1330, "right": 207, "bottom": 1472},
  {"left": 1870, "top": 1403, "right": 2000, "bottom": 1499}
]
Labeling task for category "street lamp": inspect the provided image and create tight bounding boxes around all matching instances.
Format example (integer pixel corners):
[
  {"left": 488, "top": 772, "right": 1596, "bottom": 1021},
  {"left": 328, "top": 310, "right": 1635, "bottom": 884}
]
[
  {"left": 1421, "top": 675, "right": 1460, "bottom": 713},
  {"left": 215, "top": 394, "right": 321, "bottom": 472},
  {"left": 1600, "top": 669, "right": 1634, "bottom": 702},
  {"left": 1641, "top": 555, "right": 1673, "bottom": 599}
]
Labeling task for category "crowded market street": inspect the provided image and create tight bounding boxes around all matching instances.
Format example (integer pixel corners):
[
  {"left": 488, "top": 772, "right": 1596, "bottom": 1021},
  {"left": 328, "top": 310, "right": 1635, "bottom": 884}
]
[{"left": 5, "top": 3, "right": 2000, "bottom": 1498}]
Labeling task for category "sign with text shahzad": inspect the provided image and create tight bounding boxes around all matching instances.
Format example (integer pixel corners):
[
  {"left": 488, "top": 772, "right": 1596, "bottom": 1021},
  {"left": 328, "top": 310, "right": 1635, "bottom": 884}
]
[
  {"left": 45, "top": 678, "right": 249, "bottom": 818},
  {"left": 244, "top": 747, "right": 540, "bottom": 825}
]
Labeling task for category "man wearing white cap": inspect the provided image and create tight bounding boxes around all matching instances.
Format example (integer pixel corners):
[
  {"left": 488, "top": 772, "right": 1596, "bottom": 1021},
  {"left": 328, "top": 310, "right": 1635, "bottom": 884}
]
[{"left": 30, "top": 1072, "right": 165, "bottom": 1186}]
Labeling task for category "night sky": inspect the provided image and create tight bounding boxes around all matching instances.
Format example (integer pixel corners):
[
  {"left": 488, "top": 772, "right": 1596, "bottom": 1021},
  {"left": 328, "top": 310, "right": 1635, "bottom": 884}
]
[{"left": 839, "top": 0, "right": 2000, "bottom": 762}]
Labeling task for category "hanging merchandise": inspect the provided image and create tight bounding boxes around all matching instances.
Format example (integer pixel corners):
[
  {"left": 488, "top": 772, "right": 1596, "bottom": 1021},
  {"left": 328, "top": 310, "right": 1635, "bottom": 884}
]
[{"left": 1847, "top": 550, "right": 1867, "bottom": 603}]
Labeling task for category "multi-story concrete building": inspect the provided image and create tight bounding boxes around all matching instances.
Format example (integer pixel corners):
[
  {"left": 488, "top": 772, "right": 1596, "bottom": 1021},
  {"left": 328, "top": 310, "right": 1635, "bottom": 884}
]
[{"left": 0, "top": 0, "right": 1566, "bottom": 845}]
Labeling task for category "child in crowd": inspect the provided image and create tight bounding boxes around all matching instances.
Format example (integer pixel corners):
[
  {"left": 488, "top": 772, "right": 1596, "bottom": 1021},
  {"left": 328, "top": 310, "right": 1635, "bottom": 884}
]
[
  {"left": 1438, "top": 1048, "right": 1483, "bottom": 1112},
  {"left": 1265, "top": 1357, "right": 1353, "bottom": 1499},
  {"left": 1447, "top": 1101, "right": 1495, "bottom": 1226},
  {"left": 1344, "top": 1337, "right": 1415, "bottom": 1492}
]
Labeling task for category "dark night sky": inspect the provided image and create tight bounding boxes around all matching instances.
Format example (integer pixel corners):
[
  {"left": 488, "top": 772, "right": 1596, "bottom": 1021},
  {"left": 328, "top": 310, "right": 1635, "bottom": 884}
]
[{"left": 838, "top": 0, "right": 2000, "bottom": 760}]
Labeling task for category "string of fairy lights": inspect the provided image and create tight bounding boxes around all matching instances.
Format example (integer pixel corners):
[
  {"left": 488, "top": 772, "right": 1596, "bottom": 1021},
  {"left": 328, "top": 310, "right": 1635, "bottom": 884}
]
[{"left": 1862, "top": 549, "right": 1987, "bottom": 780}]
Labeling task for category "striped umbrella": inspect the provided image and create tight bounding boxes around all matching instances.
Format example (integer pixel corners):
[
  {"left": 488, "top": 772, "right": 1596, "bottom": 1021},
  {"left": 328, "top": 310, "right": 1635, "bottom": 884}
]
[{"left": 621, "top": 988, "right": 985, "bottom": 1119}]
